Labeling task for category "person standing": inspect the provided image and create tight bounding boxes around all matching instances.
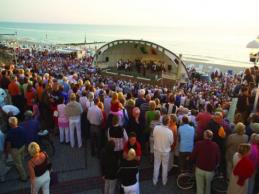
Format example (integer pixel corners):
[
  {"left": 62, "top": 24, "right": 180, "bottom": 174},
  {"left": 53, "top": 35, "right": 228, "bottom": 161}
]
[
  {"left": 168, "top": 114, "right": 178, "bottom": 171},
  {"left": 123, "top": 132, "right": 142, "bottom": 162},
  {"left": 227, "top": 144, "right": 255, "bottom": 194},
  {"left": 225, "top": 122, "right": 248, "bottom": 179},
  {"left": 117, "top": 148, "right": 139, "bottom": 194},
  {"left": 87, "top": 98, "right": 103, "bottom": 156},
  {"left": 108, "top": 115, "right": 128, "bottom": 160},
  {"left": 100, "top": 140, "right": 119, "bottom": 194},
  {"left": 236, "top": 87, "right": 250, "bottom": 124},
  {"left": 149, "top": 111, "right": 161, "bottom": 163},
  {"left": 8, "top": 75, "right": 24, "bottom": 116},
  {"left": 39, "top": 85, "right": 54, "bottom": 132},
  {"left": 178, "top": 116, "right": 195, "bottom": 172},
  {"left": 28, "top": 142, "right": 50, "bottom": 194},
  {"left": 207, "top": 112, "right": 227, "bottom": 174},
  {"left": 196, "top": 103, "right": 213, "bottom": 139},
  {"left": 247, "top": 134, "right": 259, "bottom": 194},
  {"left": 127, "top": 107, "right": 144, "bottom": 144},
  {"left": 19, "top": 111, "right": 40, "bottom": 145},
  {"left": 189, "top": 130, "right": 220, "bottom": 194},
  {"left": 153, "top": 115, "right": 173, "bottom": 186},
  {"left": 5, "top": 117, "right": 27, "bottom": 181},
  {"left": 65, "top": 93, "right": 83, "bottom": 148},
  {"left": 57, "top": 96, "right": 69, "bottom": 144}
]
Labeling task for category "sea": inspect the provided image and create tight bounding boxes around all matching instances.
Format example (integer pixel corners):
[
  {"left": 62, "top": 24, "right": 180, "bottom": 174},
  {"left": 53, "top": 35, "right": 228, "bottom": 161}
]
[{"left": 0, "top": 21, "right": 258, "bottom": 68}]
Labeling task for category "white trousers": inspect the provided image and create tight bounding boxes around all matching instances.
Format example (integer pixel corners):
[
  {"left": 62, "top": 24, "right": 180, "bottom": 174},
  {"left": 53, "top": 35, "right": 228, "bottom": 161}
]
[
  {"left": 122, "top": 182, "right": 139, "bottom": 194},
  {"left": 32, "top": 170, "right": 50, "bottom": 194},
  {"left": 69, "top": 117, "right": 82, "bottom": 148},
  {"left": 59, "top": 127, "right": 69, "bottom": 143},
  {"left": 153, "top": 150, "right": 170, "bottom": 185}
]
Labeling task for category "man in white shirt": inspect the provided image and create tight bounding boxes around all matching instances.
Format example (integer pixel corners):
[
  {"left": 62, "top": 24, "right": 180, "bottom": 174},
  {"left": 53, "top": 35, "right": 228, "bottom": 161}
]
[
  {"left": 153, "top": 115, "right": 173, "bottom": 186},
  {"left": 87, "top": 98, "right": 103, "bottom": 157}
]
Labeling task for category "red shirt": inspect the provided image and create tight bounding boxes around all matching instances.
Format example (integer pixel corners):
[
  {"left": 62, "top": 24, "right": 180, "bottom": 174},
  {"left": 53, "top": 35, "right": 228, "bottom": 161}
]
[
  {"left": 196, "top": 112, "right": 212, "bottom": 138},
  {"left": 190, "top": 139, "right": 220, "bottom": 171},
  {"left": 25, "top": 91, "right": 35, "bottom": 107},
  {"left": 8, "top": 81, "right": 20, "bottom": 96},
  {"left": 111, "top": 100, "right": 120, "bottom": 112}
]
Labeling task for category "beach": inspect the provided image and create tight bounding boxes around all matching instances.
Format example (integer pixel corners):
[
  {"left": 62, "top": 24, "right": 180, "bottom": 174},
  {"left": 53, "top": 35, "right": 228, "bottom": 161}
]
[
  {"left": 0, "top": 22, "right": 257, "bottom": 68},
  {"left": 183, "top": 60, "right": 247, "bottom": 74}
]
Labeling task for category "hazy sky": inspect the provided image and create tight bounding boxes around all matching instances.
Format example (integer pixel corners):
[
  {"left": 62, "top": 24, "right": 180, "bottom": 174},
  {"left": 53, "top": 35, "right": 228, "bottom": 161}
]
[{"left": 1, "top": 0, "right": 259, "bottom": 27}]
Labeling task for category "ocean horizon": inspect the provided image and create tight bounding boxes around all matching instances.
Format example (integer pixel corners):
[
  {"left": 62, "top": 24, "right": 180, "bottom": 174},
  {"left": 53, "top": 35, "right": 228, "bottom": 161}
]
[{"left": 0, "top": 21, "right": 258, "bottom": 67}]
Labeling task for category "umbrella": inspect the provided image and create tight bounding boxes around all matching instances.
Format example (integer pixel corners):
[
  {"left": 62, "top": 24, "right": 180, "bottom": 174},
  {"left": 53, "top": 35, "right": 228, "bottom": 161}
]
[
  {"left": 2, "top": 105, "right": 20, "bottom": 116},
  {"left": 247, "top": 36, "right": 259, "bottom": 48},
  {"left": 247, "top": 36, "right": 259, "bottom": 65}
]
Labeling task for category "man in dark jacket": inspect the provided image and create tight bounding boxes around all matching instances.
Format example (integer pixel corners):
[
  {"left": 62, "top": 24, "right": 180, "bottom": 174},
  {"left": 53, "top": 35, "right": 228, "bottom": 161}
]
[
  {"left": 100, "top": 140, "right": 119, "bottom": 194},
  {"left": 6, "top": 116, "right": 27, "bottom": 181}
]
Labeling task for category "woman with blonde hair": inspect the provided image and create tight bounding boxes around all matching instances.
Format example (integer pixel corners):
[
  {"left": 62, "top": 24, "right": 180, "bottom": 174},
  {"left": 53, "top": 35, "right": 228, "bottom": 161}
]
[
  {"left": 110, "top": 92, "right": 121, "bottom": 113},
  {"left": 117, "top": 148, "right": 139, "bottom": 194},
  {"left": 227, "top": 143, "right": 255, "bottom": 194},
  {"left": 226, "top": 122, "right": 248, "bottom": 178},
  {"left": 28, "top": 142, "right": 50, "bottom": 194},
  {"left": 247, "top": 133, "right": 259, "bottom": 194}
]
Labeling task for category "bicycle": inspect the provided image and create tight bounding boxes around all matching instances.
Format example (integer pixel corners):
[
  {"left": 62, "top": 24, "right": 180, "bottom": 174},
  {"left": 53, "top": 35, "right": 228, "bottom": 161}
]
[
  {"left": 38, "top": 130, "right": 55, "bottom": 158},
  {"left": 176, "top": 167, "right": 228, "bottom": 194}
]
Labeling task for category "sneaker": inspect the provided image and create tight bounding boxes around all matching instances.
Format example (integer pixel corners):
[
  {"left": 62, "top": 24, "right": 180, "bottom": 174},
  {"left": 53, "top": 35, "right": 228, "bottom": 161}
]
[{"left": 153, "top": 181, "right": 157, "bottom": 186}]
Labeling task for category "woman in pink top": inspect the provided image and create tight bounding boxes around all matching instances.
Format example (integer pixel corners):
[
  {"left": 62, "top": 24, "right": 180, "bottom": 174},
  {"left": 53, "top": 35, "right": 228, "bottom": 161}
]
[{"left": 57, "top": 96, "right": 69, "bottom": 144}]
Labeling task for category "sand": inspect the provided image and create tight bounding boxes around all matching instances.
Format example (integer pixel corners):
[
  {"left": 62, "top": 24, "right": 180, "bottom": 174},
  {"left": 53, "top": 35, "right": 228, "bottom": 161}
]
[{"left": 183, "top": 60, "right": 251, "bottom": 74}]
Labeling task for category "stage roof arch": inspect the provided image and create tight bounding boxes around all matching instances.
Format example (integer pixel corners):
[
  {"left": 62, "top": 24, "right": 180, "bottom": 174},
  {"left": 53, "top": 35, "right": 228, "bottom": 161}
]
[{"left": 93, "top": 39, "right": 189, "bottom": 82}]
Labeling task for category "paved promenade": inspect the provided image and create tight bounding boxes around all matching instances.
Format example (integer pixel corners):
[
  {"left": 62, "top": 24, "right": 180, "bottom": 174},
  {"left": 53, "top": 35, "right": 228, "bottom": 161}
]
[{"left": 0, "top": 136, "right": 193, "bottom": 194}]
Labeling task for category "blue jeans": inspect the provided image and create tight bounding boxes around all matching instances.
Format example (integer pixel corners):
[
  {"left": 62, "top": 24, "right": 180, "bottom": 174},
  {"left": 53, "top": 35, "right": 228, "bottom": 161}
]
[{"left": 195, "top": 167, "right": 214, "bottom": 194}]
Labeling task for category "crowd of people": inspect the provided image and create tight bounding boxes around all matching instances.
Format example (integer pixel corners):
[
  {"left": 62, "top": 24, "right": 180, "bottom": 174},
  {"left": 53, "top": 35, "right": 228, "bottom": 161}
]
[{"left": 0, "top": 47, "right": 259, "bottom": 194}]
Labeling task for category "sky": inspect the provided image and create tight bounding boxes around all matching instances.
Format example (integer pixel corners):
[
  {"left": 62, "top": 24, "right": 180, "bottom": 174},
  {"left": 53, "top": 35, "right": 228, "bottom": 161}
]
[{"left": 0, "top": 0, "right": 259, "bottom": 27}]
